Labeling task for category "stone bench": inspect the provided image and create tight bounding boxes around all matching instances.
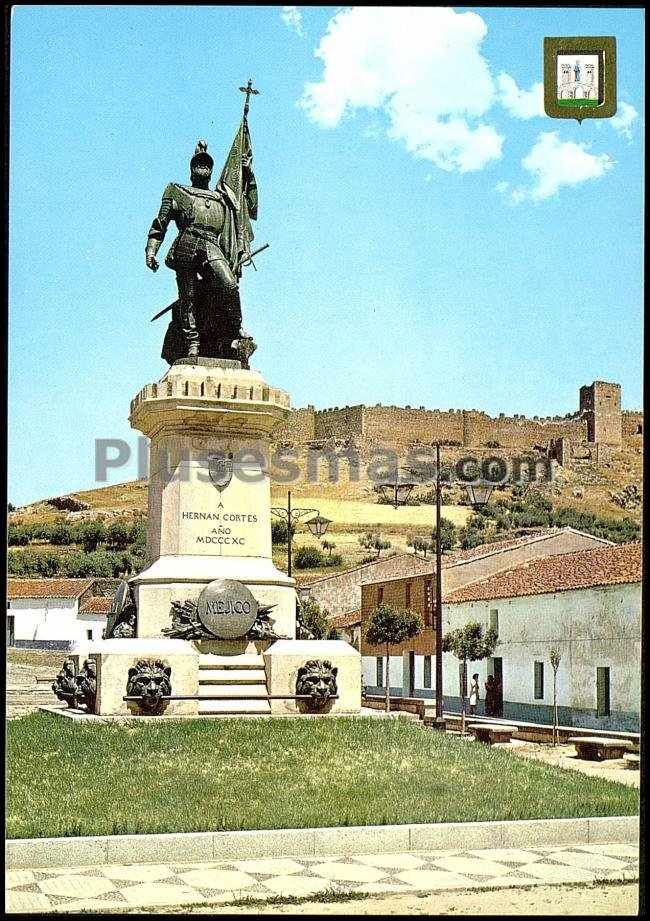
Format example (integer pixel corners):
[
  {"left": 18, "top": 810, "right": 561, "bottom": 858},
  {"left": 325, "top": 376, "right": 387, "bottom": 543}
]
[
  {"left": 568, "top": 736, "right": 633, "bottom": 761},
  {"left": 623, "top": 753, "right": 640, "bottom": 770},
  {"left": 468, "top": 723, "right": 518, "bottom": 745}
]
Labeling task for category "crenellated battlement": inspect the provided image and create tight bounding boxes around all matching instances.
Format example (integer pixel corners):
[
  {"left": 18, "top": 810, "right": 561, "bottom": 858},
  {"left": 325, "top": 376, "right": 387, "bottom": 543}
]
[{"left": 272, "top": 381, "right": 632, "bottom": 460}]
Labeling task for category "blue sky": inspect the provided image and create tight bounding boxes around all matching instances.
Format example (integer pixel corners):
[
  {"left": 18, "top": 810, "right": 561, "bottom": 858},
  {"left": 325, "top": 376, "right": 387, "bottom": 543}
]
[{"left": 9, "top": 6, "right": 644, "bottom": 506}]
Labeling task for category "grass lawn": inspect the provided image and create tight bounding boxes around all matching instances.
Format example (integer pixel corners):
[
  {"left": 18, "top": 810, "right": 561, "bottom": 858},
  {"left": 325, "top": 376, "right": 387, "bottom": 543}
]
[{"left": 6, "top": 712, "right": 638, "bottom": 840}]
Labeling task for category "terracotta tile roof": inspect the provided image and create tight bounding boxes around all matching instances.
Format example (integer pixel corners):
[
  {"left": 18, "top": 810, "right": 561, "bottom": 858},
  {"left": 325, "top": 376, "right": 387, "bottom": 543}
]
[
  {"left": 79, "top": 596, "right": 112, "bottom": 615},
  {"left": 445, "top": 542, "right": 642, "bottom": 604},
  {"left": 364, "top": 528, "right": 614, "bottom": 587},
  {"left": 7, "top": 578, "right": 96, "bottom": 600},
  {"left": 329, "top": 609, "right": 362, "bottom": 629}
]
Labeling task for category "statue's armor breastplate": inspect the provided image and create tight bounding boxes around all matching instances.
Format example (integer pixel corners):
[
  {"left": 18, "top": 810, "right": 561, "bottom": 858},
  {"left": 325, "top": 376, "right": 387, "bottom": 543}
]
[{"left": 175, "top": 185, "right": 226, "bottom": 237}]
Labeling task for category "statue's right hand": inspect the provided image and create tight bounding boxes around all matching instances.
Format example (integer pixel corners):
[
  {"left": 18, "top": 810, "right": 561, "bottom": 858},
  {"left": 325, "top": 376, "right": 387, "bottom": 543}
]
[{"left": 146, "top": 254, "right": 159, "bottom": 272}]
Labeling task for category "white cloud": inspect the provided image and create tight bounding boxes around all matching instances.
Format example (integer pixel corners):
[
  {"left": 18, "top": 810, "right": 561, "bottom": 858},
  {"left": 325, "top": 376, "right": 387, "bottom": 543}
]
[
  {"left": 281, "top": 6, "right": 303, "bottom": 37},
  {"left": 299, "top": 7, "right": 503, "bottom": 173},
  {"left": 610, "top": 101, "right": 638, "bottom": 140},
  {"left": 513, "top": 131, "right": 613, "bottom": 201},
  {"left": 497, "top": 73, "right": 544, "bottom": 119}
]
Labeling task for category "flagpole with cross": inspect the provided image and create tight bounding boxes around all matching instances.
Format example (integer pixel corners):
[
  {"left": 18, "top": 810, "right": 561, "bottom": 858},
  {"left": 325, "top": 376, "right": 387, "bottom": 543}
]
[{"left": 239, "top": 78, "right": 260, "bottom": 122}]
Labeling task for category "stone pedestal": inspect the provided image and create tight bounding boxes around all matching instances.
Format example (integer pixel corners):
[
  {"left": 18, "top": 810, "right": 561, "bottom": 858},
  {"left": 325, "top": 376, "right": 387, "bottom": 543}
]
[
  {"left": 88, "top": 638, "right": 199, "bottom": 716},
  {"left": 128, "top": 358, "right": 295, "bottom": 640},
  {"left": 264, "top": 640, "right": 362, "bottom": 715}
]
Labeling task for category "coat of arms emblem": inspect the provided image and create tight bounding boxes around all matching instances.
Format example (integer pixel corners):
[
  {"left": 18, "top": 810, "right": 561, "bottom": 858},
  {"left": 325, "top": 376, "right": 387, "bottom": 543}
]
[{"left": 208, "top": 452, "right": 234, "bottom": 506}]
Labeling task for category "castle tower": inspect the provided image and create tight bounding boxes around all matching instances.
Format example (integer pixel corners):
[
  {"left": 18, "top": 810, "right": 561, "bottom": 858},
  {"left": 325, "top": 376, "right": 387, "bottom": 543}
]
[{"left": 579, "top": 381, "right": 622, "bottom": 447}]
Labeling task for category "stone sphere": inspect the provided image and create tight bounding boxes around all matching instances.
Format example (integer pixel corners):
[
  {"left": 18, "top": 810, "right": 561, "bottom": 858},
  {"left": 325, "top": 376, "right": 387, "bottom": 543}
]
[{"left": 196, "top": 579, "right": 258, "bottom": 639}]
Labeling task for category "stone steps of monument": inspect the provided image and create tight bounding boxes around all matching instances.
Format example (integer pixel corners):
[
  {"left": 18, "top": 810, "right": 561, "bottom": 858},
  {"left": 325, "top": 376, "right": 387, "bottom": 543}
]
[
  {"left": 198, "top": 654, "right": 265, "bottom": 670},
  {"left": 198, "top": 698, "right": 272, "bottom": 715},
  {"left": 199, "top": 668, "right": 267, "bottom": 684},
  {"left": 197, "top": 683, "right": 269, "bottom": 699}
]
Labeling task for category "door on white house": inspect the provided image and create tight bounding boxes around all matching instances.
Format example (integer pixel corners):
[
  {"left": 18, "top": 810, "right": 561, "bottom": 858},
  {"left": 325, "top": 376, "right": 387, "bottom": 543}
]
[
  {"left": 597, "top": 667, "right": 611, "bottom": 717},
  {"left": 7, "top": 614, "right": 15, "bottom": 647},
  {"left": 488, "top": 656, "right": 503, "bottom": 716}
]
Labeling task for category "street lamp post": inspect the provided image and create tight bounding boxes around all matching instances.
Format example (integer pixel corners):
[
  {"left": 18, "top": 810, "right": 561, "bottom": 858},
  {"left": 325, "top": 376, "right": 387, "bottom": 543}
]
[
  {"left": 270, "top": 490, "right": 332, "bottom": 578},
  {"left": 378, "top": 450, "right": 494, "bottom": 728}
]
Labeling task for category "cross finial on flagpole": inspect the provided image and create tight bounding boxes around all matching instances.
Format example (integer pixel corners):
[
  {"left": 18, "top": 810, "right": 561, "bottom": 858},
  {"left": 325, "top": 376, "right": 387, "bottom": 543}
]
[{"left": 239, "top": 79, "right": 260, "bottom": 119}]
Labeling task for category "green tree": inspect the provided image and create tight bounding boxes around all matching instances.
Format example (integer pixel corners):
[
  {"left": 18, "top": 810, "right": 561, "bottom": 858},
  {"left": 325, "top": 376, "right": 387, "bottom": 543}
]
[
  {"left": 8, "top": 548, "right": 39, "bottom": 575},
  {"left": 7, "top": 525, "right": 30, "bottom": 546},
  {"left": 359, "top": 531, "right": 391, "bottom": 558},
  {"left": 106, "top": 520, "right": 131, "bottom": 550},
  {"left": 78, "top": 519, "right": 106, "bottom": 552},
  {"left": 431, "top": 517, "right": 457, "bottom": 552},
  {"left": 34, "top": 551, "right": 63, "bottom": 577},
  {"left": 442, "top": 621, "right": 499, "bottom": 733},
  {"left": 49, "top": 523, "right": 74, "bottom": 545},
  {"left": 298, "top": 597, "right": 330, "bottom": 639},
  {"left": 458, "top": 515, "right": 489, "bottom": 550},
  {"left": 365, "top": 603, "right": 423, "bottom": 712},
  {"left": 129, "top": 520, "right": 147, "bottom": 549},
  {"left": 61, "top": 551, "right": 95, "bottom": 578}
]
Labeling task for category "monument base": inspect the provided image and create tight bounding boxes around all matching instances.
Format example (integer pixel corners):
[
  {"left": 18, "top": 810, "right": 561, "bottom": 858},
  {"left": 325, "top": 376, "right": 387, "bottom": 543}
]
[{"left": 58, "top": 638, "right": 362, "bottom": 718}]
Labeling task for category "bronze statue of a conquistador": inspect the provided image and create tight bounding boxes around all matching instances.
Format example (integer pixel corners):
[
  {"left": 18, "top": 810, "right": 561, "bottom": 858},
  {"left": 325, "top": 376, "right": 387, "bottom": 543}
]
[{"left": 146, "top": 84, "right": 262, "bottom": 366}]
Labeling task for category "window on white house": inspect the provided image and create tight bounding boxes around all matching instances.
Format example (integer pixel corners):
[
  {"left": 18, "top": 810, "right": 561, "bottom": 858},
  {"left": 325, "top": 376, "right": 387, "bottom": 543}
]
[
  {"left": 489, "top": 609, "right": 499, "bottom": 634},
  {"left": 597, "top": 667, "right": 611, "bottom": 717},
  {"left": 376, "top": 656, "right": 384, "bottom": 687},
  {"left": 87, "top": 629, "right": 93, "bottom": 640},
  {"left": 423, "top": 655, "right": 432, "bottom": 688},
  {"left": 534, "top": 661, "right": 544, "bottom": 700}
]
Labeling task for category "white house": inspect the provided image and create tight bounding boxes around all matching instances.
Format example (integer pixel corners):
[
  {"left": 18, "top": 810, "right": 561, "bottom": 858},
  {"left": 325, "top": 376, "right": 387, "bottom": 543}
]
[
  {"left": 357, "top": 527, "right": 615, "bottom": 700},
  {"left": 7, "top": 579, "right": 111, "bottom": 649},
  {"left": 443, "top": 542, "right": 641, "bottom": 731}
]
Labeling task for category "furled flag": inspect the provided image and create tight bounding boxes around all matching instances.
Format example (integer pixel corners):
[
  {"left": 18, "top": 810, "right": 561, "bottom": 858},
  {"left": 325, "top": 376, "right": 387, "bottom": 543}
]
[{"left": 216, "top": 118, "right": 258, "bottom": 276}]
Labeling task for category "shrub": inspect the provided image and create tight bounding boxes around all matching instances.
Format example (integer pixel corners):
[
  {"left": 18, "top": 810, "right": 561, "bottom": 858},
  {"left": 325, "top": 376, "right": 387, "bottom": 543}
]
[
  {"left": 7, "top": 525, "right": 30, "bottom": 546},
  {"left": 7, "top": 548, "right": 40, "bottom": 575},
  {"left": 49, "top": 523, "right": 74, "bottom": 545},
  {"left": 33, "top": 551, "right": 63, "bottom": 577},
  {"left": 298, "top": 597, "right": 330, "bottom": 639},
  {"left": 324, "top": 553, "right": 343, "bottom": 568},
  {"left": 271, "top": 519, "right": 295, "bottom": 545},
  {"left": 294, "top": 545, "right": 325, "bottom": 569},
  {"left": 106, "top": 520, "right": 131, "bottom": 550},
  {"left": 78, "top": 519, "right": 107, "bottom": 552}
]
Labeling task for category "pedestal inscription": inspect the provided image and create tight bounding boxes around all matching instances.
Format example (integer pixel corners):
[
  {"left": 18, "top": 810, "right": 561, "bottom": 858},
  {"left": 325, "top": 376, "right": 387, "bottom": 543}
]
[{"left": 176, "top": 459, "right": 271, "bottom": 557}]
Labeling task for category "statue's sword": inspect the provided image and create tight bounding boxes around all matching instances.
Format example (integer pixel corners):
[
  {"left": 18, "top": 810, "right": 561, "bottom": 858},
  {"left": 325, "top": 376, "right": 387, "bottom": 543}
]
[{"left": 149, "top": 243, "right": 270, "bottom": 322}]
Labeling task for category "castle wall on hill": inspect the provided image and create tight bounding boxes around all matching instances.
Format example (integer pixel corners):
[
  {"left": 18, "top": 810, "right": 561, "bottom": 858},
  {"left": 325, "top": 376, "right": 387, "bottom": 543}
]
[
  {"left": 314, "top": 405, "right": 365, "bottom": 440},
  {"left": 274, "top": 406, "right": 316, "bottom": 444},
  {"left": 271, "top": 383, "right": 634, "bottom": 480},
  {"left": 462, "top": 410, "right": 588, "bottom": 449},
  {"left": 362, "top": 405, "right": 465, "bottom": 446},
  {"left": 622, "top": 411, "right": 643, "bottom": 438}
]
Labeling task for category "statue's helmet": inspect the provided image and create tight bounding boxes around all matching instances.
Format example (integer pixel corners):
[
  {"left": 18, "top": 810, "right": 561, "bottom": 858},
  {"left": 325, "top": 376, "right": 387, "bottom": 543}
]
[{"left": 190, "top": 139, "right": 214, "bottom": 173}]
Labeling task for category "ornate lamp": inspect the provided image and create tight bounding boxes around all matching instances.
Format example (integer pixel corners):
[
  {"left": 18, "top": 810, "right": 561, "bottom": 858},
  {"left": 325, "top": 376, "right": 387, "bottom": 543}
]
[
  {"left": 377, "top": 478, "right": 418, "bottom": 509},
  {"left": 306, "top": 515, "right": 332, "bottom": 539},
  {"left": 465, "top": 480, "right": 495, "bottom": 508}
]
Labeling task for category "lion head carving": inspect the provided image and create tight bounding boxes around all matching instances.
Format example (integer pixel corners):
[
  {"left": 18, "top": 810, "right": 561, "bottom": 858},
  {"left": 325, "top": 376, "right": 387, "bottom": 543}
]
[
  {"left": 126, "top": 659, "right": 172, "bottom": 714},
  {"left": 295, "top": 659, "right": 338, "bottom": 710}
]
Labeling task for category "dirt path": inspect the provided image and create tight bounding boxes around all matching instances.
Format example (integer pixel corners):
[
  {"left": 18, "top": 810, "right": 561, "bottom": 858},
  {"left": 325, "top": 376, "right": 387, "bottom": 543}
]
[
  {"left": 133, "top": 882, "right": 638, "bottom": 915},
  {"left": 504, "top": 741, "right": 640, "bottom": 788}
]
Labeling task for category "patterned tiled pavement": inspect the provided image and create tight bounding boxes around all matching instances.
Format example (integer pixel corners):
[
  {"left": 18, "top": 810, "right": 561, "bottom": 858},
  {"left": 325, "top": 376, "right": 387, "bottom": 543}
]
[{"left": 5, "top": 843, "right": 639, "bottom": 913}]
